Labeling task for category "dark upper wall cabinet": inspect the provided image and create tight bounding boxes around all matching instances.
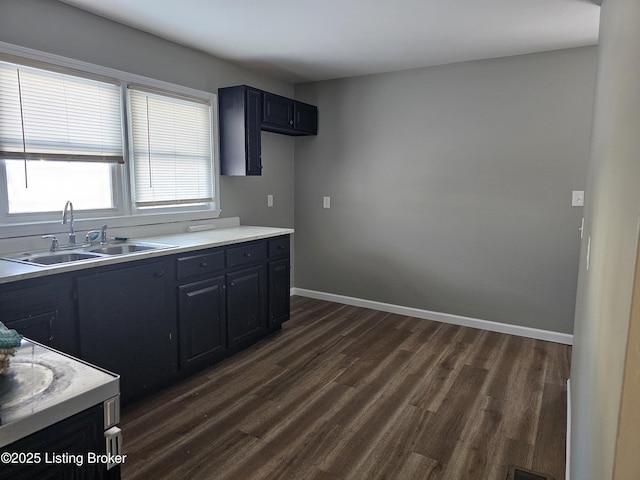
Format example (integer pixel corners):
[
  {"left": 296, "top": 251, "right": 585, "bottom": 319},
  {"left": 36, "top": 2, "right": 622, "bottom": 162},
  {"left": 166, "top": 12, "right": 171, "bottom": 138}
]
[
  {"left": 218, "top": 85, "right": 318, "bottom": 176},
  {"left": 262, "top": 92, "right": 294, "bottom": 132},
  {"left": 293, "top": 101, "right": 318, "bottom": 134},
  {"left": 262, "top": 92, "right": 318, "bottom": 135},
  {"left": 219, "top": 85, "right": 263, "bottom": 176}
]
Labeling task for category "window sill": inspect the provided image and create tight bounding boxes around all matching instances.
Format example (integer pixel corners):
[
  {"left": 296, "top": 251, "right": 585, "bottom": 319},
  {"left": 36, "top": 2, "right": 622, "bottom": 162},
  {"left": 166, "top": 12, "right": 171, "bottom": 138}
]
[{"left": 0, "top": 209, "right": 222, "bottom": 241}]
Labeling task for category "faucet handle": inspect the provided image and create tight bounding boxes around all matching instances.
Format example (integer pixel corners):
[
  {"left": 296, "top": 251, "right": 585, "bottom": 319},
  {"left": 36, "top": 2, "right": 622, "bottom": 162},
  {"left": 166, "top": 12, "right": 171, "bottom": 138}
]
[
  {"left": 41, "top": 235, "right": 59, "bottom": 252},
  {"left": 100, "top": 224, "right": 108, "bottom": 245},
  {"left": 85, "top": 230, "right": 101, "bottom": 246}
]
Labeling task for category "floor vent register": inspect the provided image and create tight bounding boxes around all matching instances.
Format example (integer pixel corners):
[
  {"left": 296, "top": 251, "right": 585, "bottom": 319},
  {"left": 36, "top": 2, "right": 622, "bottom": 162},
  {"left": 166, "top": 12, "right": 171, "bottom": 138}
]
[{"left": 506, "top": 465, "right": 555, "bottom": 480}]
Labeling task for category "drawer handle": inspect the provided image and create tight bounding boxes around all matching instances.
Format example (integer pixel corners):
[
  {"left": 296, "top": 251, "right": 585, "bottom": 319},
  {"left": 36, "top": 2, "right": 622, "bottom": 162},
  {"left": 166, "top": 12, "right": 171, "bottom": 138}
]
[
  {"left": 278, "top": 245, "right": 285, "bottom": 250},
  {"left": 230, "top": 281, "right": 235, "bottom": 287},
  {"left": 200, "top": 262, "right": 208, "bottom": 268},
  {"left": 153, "top": 271, "right": 164, "bottom": 278},
  {"left": 244, "top": 252, "right": 252, "bottom": 258}
]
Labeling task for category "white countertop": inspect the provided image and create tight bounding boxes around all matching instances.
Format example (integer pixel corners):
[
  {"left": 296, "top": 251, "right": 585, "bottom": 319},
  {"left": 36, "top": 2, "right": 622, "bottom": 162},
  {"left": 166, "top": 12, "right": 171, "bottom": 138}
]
[
  {"left": 0, "top": 339, "right": 119, "bottom": 447},
  {"left": 0, "top": 225, "right": 294, "bottom": 285}
]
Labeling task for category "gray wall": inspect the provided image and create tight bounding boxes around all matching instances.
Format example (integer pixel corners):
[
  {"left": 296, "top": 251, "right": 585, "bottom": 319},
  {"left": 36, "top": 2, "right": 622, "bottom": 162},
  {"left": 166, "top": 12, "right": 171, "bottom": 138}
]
[
  {"left": 570, "top": 0, "right": 640, "bottom": 478},
  {"left": 0, "top": 3, "right": 599, "bottom": 336},
  {"left": 0, "top": 0, "right": 295, "bottom": 229},
  {"left": 294, "top": 47, "right": 597, "bottom": 334}
]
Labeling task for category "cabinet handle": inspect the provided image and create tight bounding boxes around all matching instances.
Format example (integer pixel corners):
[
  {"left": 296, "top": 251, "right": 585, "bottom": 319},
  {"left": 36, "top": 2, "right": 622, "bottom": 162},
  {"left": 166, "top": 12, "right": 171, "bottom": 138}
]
[
  {"left": 200, "top": 262, "right": 208, "bottom": 268},
  {"left": 244, "top": 252, "right": 251, "bottom": 258},
  {"left": 153, "top": 271, "right": 164, "bottom": 278},
  {"left": 230, "top": 281, "right": 235, "bottom": 287},
  {"left": 278, "top": 245, "right": 285, "bottom": 250}
]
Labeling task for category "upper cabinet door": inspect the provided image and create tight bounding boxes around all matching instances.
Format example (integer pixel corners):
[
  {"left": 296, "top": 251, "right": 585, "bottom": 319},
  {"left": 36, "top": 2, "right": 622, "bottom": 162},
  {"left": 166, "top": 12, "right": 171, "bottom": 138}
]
[
  {"left": 262, "top": 92, "right": 294, "bottom": 131},
  {"left": 294, "top": 101, "right": 318, "bottom": 135},
  {"left": 219, "top": 85, "right": 263, "bottom": 176},
  {"left": 262, "top": 93, "right": 318, "bottom": 136},
  {"left": 245, "top": 88, "right": 263, "bottom": 175}
]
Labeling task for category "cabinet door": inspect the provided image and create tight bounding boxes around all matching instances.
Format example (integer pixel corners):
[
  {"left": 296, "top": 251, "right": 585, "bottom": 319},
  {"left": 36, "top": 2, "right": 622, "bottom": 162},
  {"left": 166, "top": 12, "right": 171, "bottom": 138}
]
[
  {"left": 4, "top": 311, "right": 56, "bottom": 346},
  {"left": 294, "top": 101, "right": 318, "bottom": 134},
  {"left": 245, "top": 88, "right": 263, "bottom": 175},
  {"left": 178, "top": 276, "right": 226, "bottom": 369},
  {"left": 0, "top": 277, "right": 76, "bottom": 355},
  {"left": 77, "top": 261, "right": 176, "bottom": 405},
  {"left": 262, "top": 92, "right": 294, "bottom": 131},
  {"left": 227, "top": 265, "right": 267, "bottom": 347},
  {"left": 0, "top": 405, "right": 107, "bottom": 480},
  {"left": 268, "top": 259, "right": 290, "bottom": 328},
  {"left": 219, "top": 85, "right": 262, "bottom": 176}
]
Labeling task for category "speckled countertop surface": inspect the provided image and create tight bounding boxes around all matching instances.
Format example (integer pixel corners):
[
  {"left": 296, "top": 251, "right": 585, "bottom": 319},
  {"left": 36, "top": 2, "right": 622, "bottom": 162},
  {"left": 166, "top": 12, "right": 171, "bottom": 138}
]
[
  {"left": 0, "top": 339, "right": 119, "bottom": 448},
  {"left": 0, "top": 226, "right": 294, "bottom": 285}
]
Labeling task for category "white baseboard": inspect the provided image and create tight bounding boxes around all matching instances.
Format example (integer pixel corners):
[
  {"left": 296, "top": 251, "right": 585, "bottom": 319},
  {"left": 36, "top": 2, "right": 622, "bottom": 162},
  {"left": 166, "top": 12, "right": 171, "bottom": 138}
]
[
  {"left": 290, "top": 287, "right": 573, "bottom": 345},
  {"left": 566, "top": 378, "right": 571, "bottom": 480}
]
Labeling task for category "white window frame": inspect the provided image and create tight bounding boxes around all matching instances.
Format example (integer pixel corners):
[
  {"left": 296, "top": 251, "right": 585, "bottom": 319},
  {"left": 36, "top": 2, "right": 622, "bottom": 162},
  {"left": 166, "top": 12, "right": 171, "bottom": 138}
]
[{"left": 0, "top": 42, "right": 221, "bottom": 239}]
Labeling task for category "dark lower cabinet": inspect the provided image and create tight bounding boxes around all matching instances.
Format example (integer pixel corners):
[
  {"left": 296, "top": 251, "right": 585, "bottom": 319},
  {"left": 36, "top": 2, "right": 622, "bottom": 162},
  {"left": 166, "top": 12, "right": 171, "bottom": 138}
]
[
  {"left": 0, "top": 276, "right": 77, "bottom": 356},
  {"left": 227, "top": 265, "right": 267, "bottom": 347},
  {"left": 178, "top": 275, "right": 226, "bottom": 369},
  {"left": 77, "top": 261, "right": 177, "bottom": 406},
  {"left": 1, "top": 234, "right": 290, "bottom": 406},
  {"left": 0, "top": 405, "right": 117, "bottom": 480},
  {"left": 268, "top": 259, "right": 291, "bottom": 328},
  {"left": 4, "top": 311, "right": 56, "bottom": 346}
]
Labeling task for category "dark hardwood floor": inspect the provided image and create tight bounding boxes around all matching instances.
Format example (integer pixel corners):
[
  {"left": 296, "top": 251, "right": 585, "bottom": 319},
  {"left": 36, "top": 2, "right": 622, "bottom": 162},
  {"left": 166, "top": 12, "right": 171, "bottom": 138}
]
[{"left": 120, "top": 296, "right": 570, "bottom": 480}]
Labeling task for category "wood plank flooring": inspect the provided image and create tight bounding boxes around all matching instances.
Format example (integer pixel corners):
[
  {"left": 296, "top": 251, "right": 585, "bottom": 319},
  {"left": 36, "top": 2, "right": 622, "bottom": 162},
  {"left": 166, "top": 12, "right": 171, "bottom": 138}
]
[{"left": 120, "top": 296, "right": 570, "bottom": 480}]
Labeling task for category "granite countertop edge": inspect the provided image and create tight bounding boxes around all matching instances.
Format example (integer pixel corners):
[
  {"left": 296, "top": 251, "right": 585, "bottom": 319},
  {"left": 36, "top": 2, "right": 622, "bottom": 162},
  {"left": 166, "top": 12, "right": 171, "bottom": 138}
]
[{"left": 0, "top": 340, "right": 120, "bottom": 449}]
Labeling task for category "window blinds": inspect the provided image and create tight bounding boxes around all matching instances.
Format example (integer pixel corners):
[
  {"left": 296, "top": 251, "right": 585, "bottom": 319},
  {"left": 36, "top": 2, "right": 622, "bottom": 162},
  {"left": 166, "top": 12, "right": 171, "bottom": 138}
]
[
  {"left": 0, "top": 61, "right": 123, "bottom": 163},
  {"left": 128, "top": 87, "right": 213, "bottom": 207}
]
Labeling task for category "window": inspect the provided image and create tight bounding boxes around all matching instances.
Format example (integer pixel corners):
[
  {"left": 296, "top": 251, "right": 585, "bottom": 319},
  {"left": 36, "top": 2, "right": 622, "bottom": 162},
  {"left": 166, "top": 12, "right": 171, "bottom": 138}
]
[
  {"left": 0, "top": 60, "right": 122, "bottom": 214},
  {"left": 128, "top": 87, "right": 213, "bottom": 209},
  {"left": 0, "top": 50, "right": 217, "bottom": 227}
]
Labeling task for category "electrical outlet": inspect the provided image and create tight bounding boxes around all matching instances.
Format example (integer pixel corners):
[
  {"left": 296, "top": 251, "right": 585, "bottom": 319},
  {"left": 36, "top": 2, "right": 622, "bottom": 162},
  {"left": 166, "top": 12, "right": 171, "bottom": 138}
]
[
  {"left": 323, "top": 196, "right": 331, "bottom": 209},
  {"left": 267, "top": 194, "right": 273, "bottom": 207},
  {"left": 572, "top": 190, "right": 584, "bottom": 207}
]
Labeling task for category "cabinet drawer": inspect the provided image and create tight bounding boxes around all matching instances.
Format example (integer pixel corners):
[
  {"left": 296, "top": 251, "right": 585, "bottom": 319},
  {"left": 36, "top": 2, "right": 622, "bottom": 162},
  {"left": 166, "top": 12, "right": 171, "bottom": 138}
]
[
  {"left": 226, "top": 242, "right": 266, "bottom": 268},
  {"left": 268, "top": 236, "right": 290, "bottom": 257},
  {"left": 0, "top": 282, "right": 56, "bottom": 321},
  {"left": 177, "top": 250, "right": 225, "bottom": 280}
]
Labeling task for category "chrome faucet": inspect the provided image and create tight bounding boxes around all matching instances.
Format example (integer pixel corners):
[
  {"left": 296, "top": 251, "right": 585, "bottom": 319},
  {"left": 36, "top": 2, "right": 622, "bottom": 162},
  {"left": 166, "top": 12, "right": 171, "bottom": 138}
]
[{"left": 62, "top": 200, "right": 75, "bottom": 246}]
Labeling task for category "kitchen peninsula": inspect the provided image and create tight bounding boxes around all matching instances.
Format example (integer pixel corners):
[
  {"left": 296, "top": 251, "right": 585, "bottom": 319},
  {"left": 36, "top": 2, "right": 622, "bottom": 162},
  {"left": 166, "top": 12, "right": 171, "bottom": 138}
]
[{"left": 0, "top": 339, "right": 120, "bottom": 480}]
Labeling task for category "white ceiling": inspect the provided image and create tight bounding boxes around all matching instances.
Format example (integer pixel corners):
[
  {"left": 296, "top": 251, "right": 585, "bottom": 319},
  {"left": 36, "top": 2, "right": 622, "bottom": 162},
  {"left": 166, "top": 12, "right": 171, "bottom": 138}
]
[{"left": 59, "top": 0, "right": 601, "bottom": 84}]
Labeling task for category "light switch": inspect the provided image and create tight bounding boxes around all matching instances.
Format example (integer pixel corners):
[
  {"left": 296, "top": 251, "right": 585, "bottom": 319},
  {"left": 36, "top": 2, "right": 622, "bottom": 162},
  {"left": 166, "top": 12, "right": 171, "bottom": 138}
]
[
  {"left": 572, "top": 190, "right": 585, "bottom": 207},
  {"left": 323, "top": 196, "right": 331, "bottom": 209},
  {"left": 267, "top": 194, "right": 273, "bottom": 207}
]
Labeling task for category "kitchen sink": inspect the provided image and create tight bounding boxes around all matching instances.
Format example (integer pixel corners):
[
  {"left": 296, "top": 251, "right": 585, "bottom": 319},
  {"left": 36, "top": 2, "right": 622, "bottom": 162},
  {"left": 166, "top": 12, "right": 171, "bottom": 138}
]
[
  {"left": 1, "top": 241, "right": 174, "bottom": 266},
  {"left": 87, "top": 243, "right": 159, "bottom": 255},
  {"left": 11, "top": 252, "right": 103, "bottom": 265}
]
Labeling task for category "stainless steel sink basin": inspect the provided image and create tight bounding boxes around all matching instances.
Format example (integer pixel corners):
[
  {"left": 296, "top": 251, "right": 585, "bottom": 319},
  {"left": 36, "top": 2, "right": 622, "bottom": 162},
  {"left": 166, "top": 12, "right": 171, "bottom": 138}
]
[
  {"left": 88, "top": 244, "right": 157, "bottom": 255},
  {"left": 2, "top": 241, "right": 174, "bottom": 266},
  {"left": 14, "top": 252, "right": 103, "bottom": 265}
]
